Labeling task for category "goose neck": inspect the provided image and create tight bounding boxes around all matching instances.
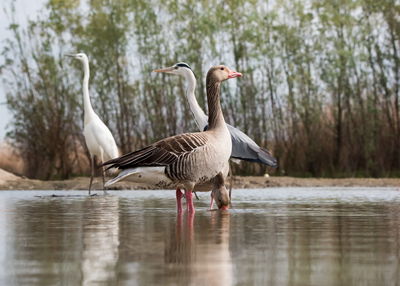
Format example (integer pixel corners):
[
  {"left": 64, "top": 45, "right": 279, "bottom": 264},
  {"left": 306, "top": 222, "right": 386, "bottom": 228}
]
[{"left": 206, "top": 80, "right": 225, "bottom": 130}]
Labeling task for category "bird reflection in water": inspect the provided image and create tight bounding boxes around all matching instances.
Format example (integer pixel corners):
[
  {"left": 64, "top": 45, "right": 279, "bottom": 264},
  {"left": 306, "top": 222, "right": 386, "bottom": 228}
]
[
  {"left": 165, "top": 211, "right": 233, "bottom": 286},
  {"left": 81, "top": 195, "right": 120, "bottom": 285}
]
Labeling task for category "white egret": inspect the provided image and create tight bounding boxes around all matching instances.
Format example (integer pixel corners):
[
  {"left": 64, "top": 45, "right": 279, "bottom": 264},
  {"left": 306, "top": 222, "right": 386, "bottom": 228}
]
[{"left": 66, "top": 53, "right": 119, "bottom": 195}]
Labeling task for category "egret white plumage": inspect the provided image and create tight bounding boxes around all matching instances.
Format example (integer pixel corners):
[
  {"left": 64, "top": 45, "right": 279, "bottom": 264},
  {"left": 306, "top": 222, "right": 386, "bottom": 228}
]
[
  {"left": 104, "top": 65, "right": 242, "bottom": 212},
  {"left": 153, "top": 62, "right": 278, "bottom": 167},
  {"left": 66, "top": 53, "right": 119, "bottom": 195}
]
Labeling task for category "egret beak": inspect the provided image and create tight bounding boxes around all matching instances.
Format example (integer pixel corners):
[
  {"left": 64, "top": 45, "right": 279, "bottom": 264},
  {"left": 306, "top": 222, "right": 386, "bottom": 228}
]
[
  {"left": 228, "top": 70, "right": 242, "bottom": 79},
  {"left": 65, "top": 54, "right": 76, "bottom": 58},
  {"left": 153, "top": 66, "right": 175, "bottom": 73}
]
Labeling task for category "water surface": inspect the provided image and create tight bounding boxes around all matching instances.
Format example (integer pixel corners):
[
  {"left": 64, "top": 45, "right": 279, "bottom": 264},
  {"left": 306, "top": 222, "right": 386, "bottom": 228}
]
[{"left": 0, "top": 188, "right": 399, "bottom": 285}]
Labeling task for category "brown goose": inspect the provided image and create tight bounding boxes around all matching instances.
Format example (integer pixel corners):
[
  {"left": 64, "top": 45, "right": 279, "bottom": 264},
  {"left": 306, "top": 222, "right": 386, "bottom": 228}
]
[
  {"left": 103, "top": 65, "right": 242, "bottom": 212},
  {"left": 210, "top": 173, "right": 230, "bottom": 210}
]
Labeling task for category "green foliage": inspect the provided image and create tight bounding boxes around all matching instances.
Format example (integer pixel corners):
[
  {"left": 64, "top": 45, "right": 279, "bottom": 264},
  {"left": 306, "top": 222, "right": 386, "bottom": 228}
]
[{"left": 1, "top": 0, "right": 400, "bottom": 179}]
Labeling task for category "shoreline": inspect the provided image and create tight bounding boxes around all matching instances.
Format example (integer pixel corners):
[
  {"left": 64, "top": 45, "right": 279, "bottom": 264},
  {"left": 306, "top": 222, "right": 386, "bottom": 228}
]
[{"left": 0, "top": 174, "right": 399, "bottom": 190}]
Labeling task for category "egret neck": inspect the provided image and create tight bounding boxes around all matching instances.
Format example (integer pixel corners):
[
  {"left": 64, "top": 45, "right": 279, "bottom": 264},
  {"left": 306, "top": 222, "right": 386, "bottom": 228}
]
[{"left": 82, "top": 58, "right": 95, "bottom": 126}]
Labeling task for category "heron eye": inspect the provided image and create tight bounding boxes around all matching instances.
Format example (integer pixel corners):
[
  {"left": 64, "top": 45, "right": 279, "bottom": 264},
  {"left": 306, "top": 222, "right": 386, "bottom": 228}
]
[{"left": 220, "top": 67, "right": 224, "bottom": 70}]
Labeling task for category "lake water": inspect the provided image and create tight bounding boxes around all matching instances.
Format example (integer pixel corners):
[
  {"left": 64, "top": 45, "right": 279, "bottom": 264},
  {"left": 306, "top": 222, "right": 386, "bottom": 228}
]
[{"left": 0, "top": 188, "right": 399, "bottom": 285}]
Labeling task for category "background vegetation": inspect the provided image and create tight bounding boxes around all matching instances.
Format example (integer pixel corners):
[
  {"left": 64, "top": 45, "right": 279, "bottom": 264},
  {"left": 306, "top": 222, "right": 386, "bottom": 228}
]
[{"left": 1, "top": 0, "right": 399, "bottom": 179}]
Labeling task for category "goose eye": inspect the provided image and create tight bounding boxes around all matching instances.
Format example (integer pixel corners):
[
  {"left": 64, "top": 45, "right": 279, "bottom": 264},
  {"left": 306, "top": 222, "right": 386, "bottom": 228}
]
[
  {"left": 174, "top": 66, "right": 178, "bottom": 69},
  {"left": 220, "top": 67, "right": 224, "bottom": 70}
]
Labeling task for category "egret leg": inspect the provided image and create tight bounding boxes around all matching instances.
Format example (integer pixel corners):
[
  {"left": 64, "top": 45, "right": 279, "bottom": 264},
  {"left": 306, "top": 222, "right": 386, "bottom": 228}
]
[
  {"left": 229, "top": 162, "right": 233, "bottom": 201},
  {"left": 185, "top": 190, "right": 195, "bottom": 213},
  {"left": 176, "top": 188, "right": 183, "bottom": 213},
  {"left": 88, "top": 156, "right": 95, "bottom": 195}
]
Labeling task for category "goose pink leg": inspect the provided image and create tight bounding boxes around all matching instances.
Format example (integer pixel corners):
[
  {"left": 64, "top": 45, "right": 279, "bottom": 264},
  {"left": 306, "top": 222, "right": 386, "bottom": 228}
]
[
  {"left": 176, "top": 188, "right": 183, "bottom": 213},
  {"left": 185, "top": 189, "right": 195, "bottom": 213}
]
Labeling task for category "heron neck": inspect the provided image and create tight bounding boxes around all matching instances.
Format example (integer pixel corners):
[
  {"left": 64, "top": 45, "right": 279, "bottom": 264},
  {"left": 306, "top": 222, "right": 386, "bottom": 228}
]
[
  {"left": 82, "top": 59, "right": 95, "bottom": 124},
  {"left": 206, "top": 79, "right": 225, "bottom": 130},
  {"left": 183, "top": 71, "right": 208, "bottom": 130}
]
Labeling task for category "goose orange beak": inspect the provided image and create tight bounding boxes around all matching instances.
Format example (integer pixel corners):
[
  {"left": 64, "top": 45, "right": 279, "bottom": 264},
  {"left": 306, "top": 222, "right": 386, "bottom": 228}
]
[{"left": 228, "top": 70, "right": 242, "bottom": 78}]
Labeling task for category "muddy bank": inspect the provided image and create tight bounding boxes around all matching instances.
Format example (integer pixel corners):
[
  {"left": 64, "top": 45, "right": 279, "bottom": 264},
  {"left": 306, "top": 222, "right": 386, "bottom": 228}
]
[{"left": 0, "top": 169, "right": 399, "bottom": 190}]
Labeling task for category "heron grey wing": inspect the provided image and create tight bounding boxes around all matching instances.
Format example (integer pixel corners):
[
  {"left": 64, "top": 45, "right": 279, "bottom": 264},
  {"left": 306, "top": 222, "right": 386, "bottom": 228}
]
[{"left": 226, "top": 124, "right": 278, "bottom": 167}]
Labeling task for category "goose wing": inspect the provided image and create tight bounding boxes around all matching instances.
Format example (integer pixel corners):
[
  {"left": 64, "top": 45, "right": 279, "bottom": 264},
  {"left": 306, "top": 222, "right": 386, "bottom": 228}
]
[{"left": 103, "top": 133, "right": 208, "bottom": 170}]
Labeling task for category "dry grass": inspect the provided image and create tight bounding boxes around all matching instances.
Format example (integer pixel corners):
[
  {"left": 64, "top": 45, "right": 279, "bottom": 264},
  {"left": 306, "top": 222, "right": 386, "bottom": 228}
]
[
  {"left": 0, "top": 141, "right": 93, "bottom": 178},
  {"left": 0, "top": 142, "right": 25, "bottom": 176}
]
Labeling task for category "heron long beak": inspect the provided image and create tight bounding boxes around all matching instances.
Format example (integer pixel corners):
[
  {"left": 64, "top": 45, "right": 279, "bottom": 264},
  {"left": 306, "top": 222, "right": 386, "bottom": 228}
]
[
  {"left": 153, "top": 66, "right": 175, "bottom": 73},
  {"left": 228, "top": 70, "right": 242, "bottom": 78},
  {"left": 64, "top": 53, "right": 76, "bottom": 58}
]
